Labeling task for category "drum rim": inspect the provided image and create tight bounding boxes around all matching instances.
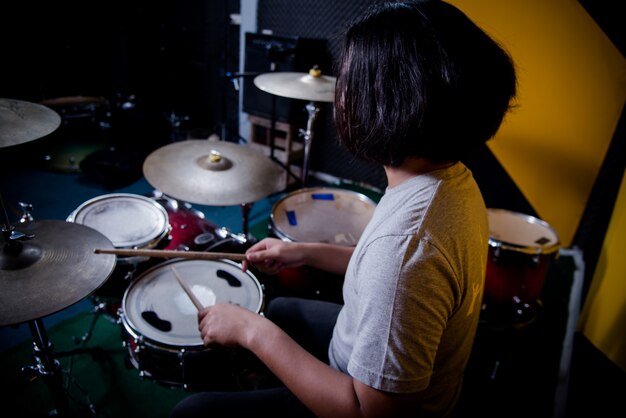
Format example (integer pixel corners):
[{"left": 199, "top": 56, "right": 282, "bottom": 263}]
[
  {"left": 269, "top": 186, "right": 377, "bottom": 243},
  {"left": 487, "top": 208, "right": 561, "bottom": 255},
  {"left": 120, "top": 257, "right": 265, "bottom": 348},
  {"left": 67, "top": 192, "right": 171, "bottom": 249}
]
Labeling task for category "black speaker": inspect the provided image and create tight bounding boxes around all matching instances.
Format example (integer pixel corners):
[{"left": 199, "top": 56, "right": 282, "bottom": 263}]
[{"left": 243, "top": 32, "right": 330, "bottom": 123}]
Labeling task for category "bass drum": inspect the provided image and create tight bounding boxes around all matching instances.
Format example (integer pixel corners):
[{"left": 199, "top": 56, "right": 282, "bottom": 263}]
[
  {"left": 119, "top": 258, "right": 265, "bottom": 390},
  {"left": 268, "top": 187, "right": 377, "bottom": 303},
  {"left": 152, "top": 193, "right": 251, "bottom": 254}
]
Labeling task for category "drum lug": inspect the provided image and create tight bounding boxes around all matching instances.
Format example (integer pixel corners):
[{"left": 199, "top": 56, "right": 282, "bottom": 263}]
[
  {"left": 491, "top": 244, "right": 501, "bottom": 262},
  {"left": 133, "top": 336, "right": 144, "bottom": 353},
  {"left": 530, "top": 253, "right": 540, "bottom": 267}
]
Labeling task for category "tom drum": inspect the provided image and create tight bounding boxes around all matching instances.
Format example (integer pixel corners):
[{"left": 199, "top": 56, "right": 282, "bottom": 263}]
[
  {"left": 268, "top": 187, "right": 377, "bottom": 303},
  {"left": 67, "top": 193, "right": 171, "bottom": 304},
  {"left": 483, "top": 208, "right": 561, "bottom": 327}
]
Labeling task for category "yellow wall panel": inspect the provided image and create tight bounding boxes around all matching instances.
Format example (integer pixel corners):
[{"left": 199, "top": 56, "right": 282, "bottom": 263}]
[
  {"left": 449, "top": 0, "right": 626, "bottom": 247},
  {"left": 579, "top": 170, "right": 626, "bottom": 372}
]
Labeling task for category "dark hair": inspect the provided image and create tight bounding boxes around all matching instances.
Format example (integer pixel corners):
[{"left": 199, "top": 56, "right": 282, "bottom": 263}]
[{"left": 334, "top": 0, "right": 517, "bottom": 166}]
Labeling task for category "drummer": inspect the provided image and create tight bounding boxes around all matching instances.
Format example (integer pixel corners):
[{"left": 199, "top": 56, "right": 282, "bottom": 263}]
[{"left": 170, "top": 1, "right": 517, "bottom": 417}]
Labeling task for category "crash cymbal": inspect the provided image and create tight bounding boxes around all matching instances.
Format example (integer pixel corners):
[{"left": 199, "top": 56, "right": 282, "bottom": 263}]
[
  {"left": 0, "top": 98, "right": 62, "bottom": 148},
  {"left": 253, "top": 68, "right": 336, "bottom": 103},
  {"left": 143, "top": 140, "right": 284, "bottom": 206},
  {"left": 0, "top": 220, "right": 116, "bottom": 326}
]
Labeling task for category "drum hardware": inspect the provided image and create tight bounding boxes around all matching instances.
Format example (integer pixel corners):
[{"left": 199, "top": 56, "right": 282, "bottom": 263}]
[
  {"left": 18, "top": 201, "right": 34, "bottom": 223},
  {"left": 0, "top": 98, "right": 61, "bottom": 148},
  {"left": 214, "top": 226, "right": 248, "bottom": 243},
  {"left": 253, "top": 67, "right": 336, "bottom": 187},
  {"left": 0, "top": 217, "right": 115, "bottom": 415}
]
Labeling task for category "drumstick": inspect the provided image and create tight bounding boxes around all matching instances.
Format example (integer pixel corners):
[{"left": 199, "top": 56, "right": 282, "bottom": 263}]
[
  {"left": 94, "top": 248, "right": 247, "bottom": 261},
  {"left": 171, "top": 266, "right": 204, "bottom": 311}
]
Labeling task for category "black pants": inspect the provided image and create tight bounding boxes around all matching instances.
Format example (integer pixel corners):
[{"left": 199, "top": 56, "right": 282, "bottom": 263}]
[{"left": 169, "top": 297, "right": 342, "bottom": 418}]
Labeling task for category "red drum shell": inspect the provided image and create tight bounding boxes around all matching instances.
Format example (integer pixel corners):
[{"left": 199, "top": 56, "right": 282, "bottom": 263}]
[{"left": 482, "top": 209, "right": 560, "bottom": 325}]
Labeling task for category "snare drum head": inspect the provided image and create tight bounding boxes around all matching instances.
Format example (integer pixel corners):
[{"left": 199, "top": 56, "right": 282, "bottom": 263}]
[
  {"left": 487, "top": 209, "right": 560, "bottom": 252},
  {"left": 67, "top": 193, "right": 169, "bottom": 249},
  {"left": 270, "top": 187, "right": 376, "bottom": 246},
  {"left": 122, "top": 259, "right": 263, "bottom": 347}
]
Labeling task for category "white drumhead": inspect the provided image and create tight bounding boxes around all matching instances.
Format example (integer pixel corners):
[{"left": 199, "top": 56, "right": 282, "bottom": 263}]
[
  {"left": 270, "top": 187, "right": 376, "bottom": 246},
  {"left": 487, "top": 208, "right": 560, "bottom": 251},
  {"left": 67, "top": 193, "right": 169, "bottom": 249},
  {"left": 122, "top": 259, "right": 263, "bottom": 347}
]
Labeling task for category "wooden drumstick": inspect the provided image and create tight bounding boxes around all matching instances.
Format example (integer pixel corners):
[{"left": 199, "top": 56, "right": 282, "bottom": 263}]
[
  {"left": 94, "top": 248, "right": 247, "bottom": 262},
  {"left": 171, "top": 266, "right": 204, "bottom": 311}
]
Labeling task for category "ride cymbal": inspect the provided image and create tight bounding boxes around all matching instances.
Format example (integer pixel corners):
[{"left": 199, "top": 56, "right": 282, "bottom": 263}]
[
  {"left": 253, "top": 68, "right": 336, "bottom": 103},
  {"left": 0, "top": 98, "right": 61, "bottom": 148},
  {"left": 0, "top": 220, "right": 116, "bottom": 326},
  {"left": 143, "top": 140, "right": 284, "bottom": 206}
]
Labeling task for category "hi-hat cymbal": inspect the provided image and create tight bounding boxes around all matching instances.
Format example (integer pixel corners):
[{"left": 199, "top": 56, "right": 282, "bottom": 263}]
[
  {"left": 0, "top": 98, "right": 62, "bottom": 148},
  {"left": 0, "top": 220, "right": 116, "bottom": 326},
  {"left": 143, "top": 140, "right": 284, "bottom": 206},
  {"left": 253, "top": 69, "right": 336, "bottom": 103}
]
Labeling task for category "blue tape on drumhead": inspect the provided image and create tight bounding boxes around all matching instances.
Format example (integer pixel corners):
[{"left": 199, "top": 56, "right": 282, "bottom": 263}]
[
  {"left": 311, "top": 193, "right": 335, "bottom": 200},
  {"left": 286, "top": 210, "right": 298, "bottom": 226}
]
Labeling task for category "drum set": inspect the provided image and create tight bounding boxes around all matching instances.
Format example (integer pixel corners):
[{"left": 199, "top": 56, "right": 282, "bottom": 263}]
[
  {"left": 1, "top": 63, "right": 562, "bottom": 415},
  {"left": 0, "top": 68, "right": 355, "bottom": 410}
]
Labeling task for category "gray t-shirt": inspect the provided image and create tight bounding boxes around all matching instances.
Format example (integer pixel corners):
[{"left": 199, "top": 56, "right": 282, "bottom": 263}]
[{"left": 328, "top": 162, "right": 488, "bottom": 416}]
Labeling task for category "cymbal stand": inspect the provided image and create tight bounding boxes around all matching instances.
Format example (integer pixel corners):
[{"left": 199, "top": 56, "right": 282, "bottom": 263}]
[
  {"left": 239, "top": 203, "right": 258, "bottom": 245},
  {"left": 24, "top": 318, "right": 71, "bottom": 417},
  {"left": 265, "top": 45, "right": 301, "bottom": 185},
  {"left": 241, "top": 202, "right": 252, "bottom": 238},
  {"left": 267, "top": 96, "right": 301, "bottom": 185},
  {"left": 1, "top": 192, "right": 34, "bottom": 249},
  {"left": 299, "top": 101, "right": 320, "bottom": 188}
]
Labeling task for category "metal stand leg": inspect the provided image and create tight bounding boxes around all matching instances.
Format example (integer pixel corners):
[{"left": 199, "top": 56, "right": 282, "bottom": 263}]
[
  {"left": 26, "top": 318, "right": 71, "bottom": 417},
  {"left": 300, "top": 102, "right": 320, "bottom": 188}
]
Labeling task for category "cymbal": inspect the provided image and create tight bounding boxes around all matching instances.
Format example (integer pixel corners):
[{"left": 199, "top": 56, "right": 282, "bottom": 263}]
[
  {"left": 0, "top": 220, "right": 116, "bottom": 326},
  {"left": 143, "top": 140, "right": 284, "bottom": 206},
  {"left": 0, "top": 98, "right": 62, "bottom": 148},
  {"left": 253, "top": 69, "right": 336, "bottom": 103}
]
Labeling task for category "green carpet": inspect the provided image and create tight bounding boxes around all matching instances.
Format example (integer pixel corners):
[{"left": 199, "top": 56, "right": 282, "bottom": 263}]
[{"left": 0, "top": 311, "right": 194, "bottom": 418}]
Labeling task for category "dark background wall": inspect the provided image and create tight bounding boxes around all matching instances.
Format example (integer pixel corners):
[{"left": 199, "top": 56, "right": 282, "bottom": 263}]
[{"left": 1, "top": 0, "right": 241, "bottom": 151}]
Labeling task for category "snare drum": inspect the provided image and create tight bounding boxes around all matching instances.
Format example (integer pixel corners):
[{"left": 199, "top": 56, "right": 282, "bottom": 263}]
[
  {"left": 483, "top": 208, "right": 560, "bottom": 327},
  {"left": 119, "top": 258, "right": 264, "bottom": 390},
  {"left": 67, "top": 193, "right": 171, "bottom": 301},
  {"left": 269, "top": 187, "right": 377, "bottom": 303}
]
